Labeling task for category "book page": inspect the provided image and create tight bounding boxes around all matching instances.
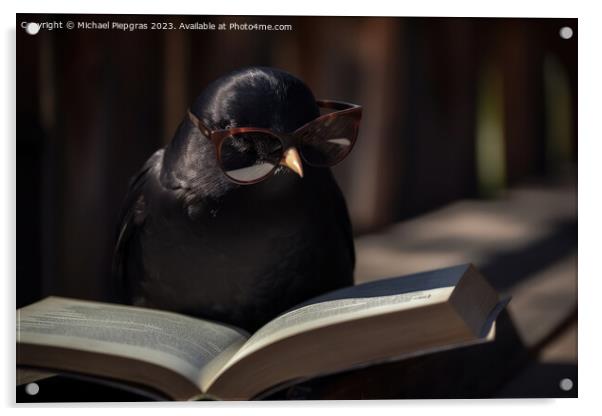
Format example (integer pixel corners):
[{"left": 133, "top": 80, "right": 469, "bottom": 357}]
[
  {"left": 227, "top": 264, "right": 471, "bottom": 364},
  {"left": 223, "top": 285, "right": 454, "bottom": 370},
  {"left": 291, "top": 263, "right": 469, "bottom": 309},
  {"left": 17, "top": 297, "right": 248, "bottom": 388}
]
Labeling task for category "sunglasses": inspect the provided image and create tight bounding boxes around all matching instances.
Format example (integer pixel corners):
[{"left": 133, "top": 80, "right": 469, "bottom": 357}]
[{"left": 187, "top": 100, "right": 362, "bottom": 184}]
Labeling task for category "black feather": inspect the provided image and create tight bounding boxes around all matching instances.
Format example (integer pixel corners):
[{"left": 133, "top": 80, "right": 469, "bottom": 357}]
[{"left": 113, "top": 67, "right": 355, "bottom": 332}]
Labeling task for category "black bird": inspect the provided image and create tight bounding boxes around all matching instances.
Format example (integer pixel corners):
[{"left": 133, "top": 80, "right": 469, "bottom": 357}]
[{"left": 113, "top": 66, "right": 356, "bottom": 332}]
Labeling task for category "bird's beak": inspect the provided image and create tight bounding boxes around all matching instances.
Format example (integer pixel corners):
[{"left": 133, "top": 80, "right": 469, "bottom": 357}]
[{"left": 280, "top": 147, "right": 304, "bottom": 178}]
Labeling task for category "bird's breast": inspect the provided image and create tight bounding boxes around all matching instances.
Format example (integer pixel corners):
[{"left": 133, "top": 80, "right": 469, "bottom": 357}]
[{"left": 135, "top": 171, "right": 353, "bottom": 330}]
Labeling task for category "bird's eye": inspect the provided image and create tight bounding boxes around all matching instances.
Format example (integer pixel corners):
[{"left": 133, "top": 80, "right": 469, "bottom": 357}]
[
  {"left": 235, "top": 133, "right": 283, "bottom": 160},
  {"left": 267, "top": 147, "right": 281, "bottom": 159},
  {"left": 260, "top": 139, "right": 285, "bottom": 163},
  {"left": 227, "top": 134, "right": 254, "bottom": 153},
  {"left": 220, "top": 132, "right": 283, "bottom": 182}
]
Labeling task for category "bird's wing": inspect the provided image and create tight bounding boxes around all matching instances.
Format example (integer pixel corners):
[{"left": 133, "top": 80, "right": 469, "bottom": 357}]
[
  {"left": 111, "top": 149, "right": 164, "bottom": 301},
  {"left": 334, "top": 183, "right": 356, "bottom": 268},
  {"left": 326, "top": 171, "right": 356, "bottom": 269}
]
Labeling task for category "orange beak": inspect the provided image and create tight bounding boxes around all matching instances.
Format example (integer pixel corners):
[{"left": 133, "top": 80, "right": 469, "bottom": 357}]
[{"left": 279, "top": 147, "right": 304, "bottom": 178}]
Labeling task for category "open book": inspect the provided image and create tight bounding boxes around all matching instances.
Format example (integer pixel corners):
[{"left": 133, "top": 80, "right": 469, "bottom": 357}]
[{"left": 16, "top": 264, "right": 508, "bottom": 400}]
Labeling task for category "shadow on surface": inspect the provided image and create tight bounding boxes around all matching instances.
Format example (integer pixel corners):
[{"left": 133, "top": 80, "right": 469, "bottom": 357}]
[
  {"left": 495, "top": 362, "right": 577, "bottom": 398},
  {"left": 264, "top": 309, "right": 533, "bottom": 400},
  {"left": 481, "top": 219, "right": 577, "bottom": 290}
]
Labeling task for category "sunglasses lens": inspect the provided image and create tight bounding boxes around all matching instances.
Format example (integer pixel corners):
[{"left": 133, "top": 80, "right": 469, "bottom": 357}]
[
  {"left": 220, "top": 132, "right": 283, "bottom": 183},
  {"left": 299, "top": 114, "right": 357, "bottom": 166}
]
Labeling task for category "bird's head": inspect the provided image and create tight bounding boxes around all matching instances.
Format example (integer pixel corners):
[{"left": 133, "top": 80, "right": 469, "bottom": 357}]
[
  {"left": 162, "top": 66, "right": 360, "bottom": 202},
  {"left": 193, "top": 66, "right": 319, "bottom": 180}
]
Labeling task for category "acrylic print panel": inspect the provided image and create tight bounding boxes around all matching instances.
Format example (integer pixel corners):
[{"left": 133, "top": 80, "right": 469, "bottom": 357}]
[{"left": 16, "top": 12, "right": 577, "bottom": 401}]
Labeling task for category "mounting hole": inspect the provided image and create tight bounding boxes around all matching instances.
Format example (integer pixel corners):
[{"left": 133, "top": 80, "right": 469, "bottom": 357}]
[
  {"left": 559, "top": 26, "right": 573, "bottom": 40},
  {"left": 25, "top": 22, "right": 40, "bottom": 35},
  {"left": 25, "top": 382, "right": 40, "bottom": 396},
  {"left": 559, "top": 378, "right": 574, "bottom": 391}
]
